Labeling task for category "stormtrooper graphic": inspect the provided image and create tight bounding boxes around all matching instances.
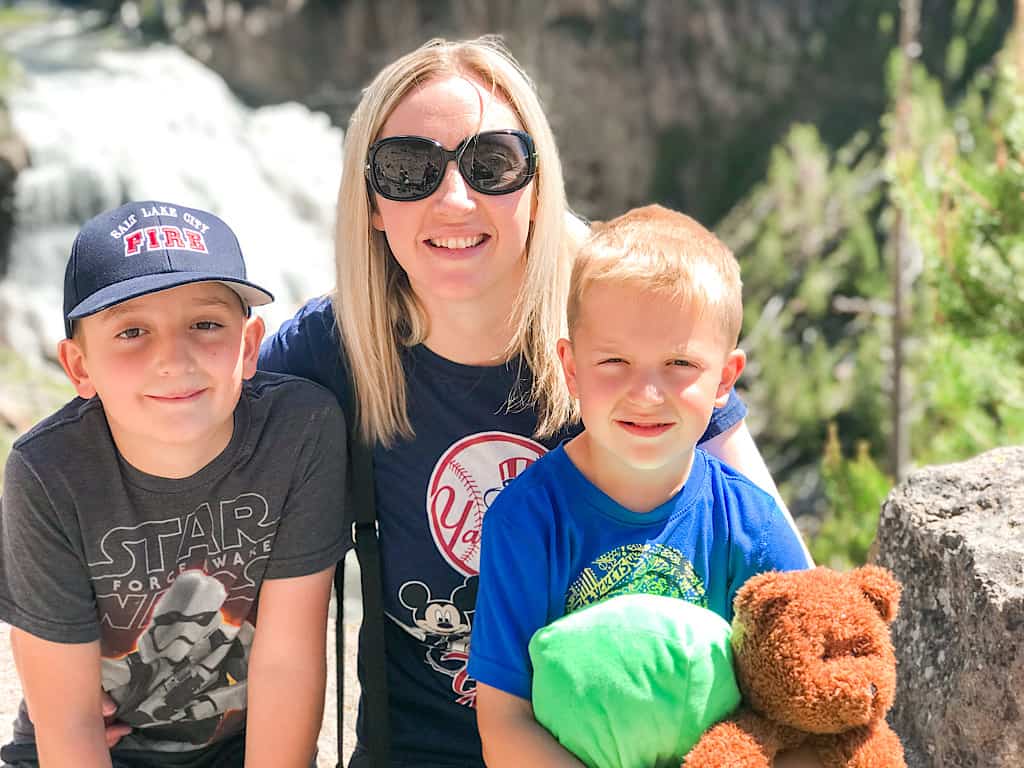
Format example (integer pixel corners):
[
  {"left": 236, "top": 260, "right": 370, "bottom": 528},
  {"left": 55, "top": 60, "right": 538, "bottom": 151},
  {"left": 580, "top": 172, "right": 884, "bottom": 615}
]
[{"left": 103, "top": 570, "right": 253, "bottom": 746}]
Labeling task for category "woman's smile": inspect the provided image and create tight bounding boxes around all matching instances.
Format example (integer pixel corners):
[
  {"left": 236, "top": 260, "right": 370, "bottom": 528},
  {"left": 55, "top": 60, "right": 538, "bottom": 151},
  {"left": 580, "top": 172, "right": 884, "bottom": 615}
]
[{"left": 426, "top": 234, "right": 489, "bottom": 250}]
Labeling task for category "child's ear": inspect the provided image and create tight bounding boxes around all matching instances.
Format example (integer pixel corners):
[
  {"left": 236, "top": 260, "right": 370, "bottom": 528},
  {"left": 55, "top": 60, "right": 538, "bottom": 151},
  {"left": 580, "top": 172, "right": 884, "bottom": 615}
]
[
  {"left": 714, "top": 348, "right": 746, "bottom": 407},
  {"left": 58, "top": 338, "right": 97, "bottom": 399},
  {"left": 556, "top": 338, "right": 579, "bottom": 399},
  {"left": 241, "top": 315, "right": 265, "bottom": 380}
]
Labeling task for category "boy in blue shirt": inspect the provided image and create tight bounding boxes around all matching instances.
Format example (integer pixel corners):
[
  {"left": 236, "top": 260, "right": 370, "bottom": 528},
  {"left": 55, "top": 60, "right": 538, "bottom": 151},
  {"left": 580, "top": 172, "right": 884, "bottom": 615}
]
[{"left": 469, "top": 204, "right": 811, "bottom": 767}]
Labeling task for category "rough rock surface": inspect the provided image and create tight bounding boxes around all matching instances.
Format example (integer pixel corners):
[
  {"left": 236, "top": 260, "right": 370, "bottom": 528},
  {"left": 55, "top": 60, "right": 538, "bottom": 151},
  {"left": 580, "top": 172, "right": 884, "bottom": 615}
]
[
  {"left": 171, "top": 0, "right": 1012, "bottom": 223},
  {"left": 875, "top": 446, "right": 1024, "bottom": 768}
]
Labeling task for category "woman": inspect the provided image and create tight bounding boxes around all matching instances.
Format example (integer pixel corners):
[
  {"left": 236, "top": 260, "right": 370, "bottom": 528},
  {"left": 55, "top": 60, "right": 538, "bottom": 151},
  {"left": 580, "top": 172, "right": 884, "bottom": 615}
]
[{"left": 259, "top": 36, "right": 809, "bottom": 768}]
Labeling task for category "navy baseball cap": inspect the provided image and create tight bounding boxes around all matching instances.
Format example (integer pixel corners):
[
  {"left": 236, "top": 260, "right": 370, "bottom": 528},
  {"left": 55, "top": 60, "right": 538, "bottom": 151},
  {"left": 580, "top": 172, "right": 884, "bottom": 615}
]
[{"left": 63, "top": 201, "right": 274, "bottom": 337}]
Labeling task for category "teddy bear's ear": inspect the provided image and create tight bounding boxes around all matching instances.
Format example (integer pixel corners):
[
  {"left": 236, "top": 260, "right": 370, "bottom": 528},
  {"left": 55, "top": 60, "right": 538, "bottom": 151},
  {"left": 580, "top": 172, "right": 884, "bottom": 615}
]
[
  {"left": 852, "top": 565, "right": 902, "bottom": 623},
  {"left": 733, "top": 571, "right": 792, "bottom": 630}
]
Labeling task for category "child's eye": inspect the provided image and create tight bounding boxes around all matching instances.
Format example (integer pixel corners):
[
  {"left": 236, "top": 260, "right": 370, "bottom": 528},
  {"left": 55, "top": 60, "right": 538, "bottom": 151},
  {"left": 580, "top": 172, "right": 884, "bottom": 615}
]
[
  {"left": 670, "top": 359, "right": 696, "bottom": 368},
  {"left": 116, "top": 328, "right": 144, "bottom": 340},
  {"left": 193, "top": 321, "right": 224, "bottom": 331},
  {"left": 598, "top": 357, "right": 626, "bottom": 365}
]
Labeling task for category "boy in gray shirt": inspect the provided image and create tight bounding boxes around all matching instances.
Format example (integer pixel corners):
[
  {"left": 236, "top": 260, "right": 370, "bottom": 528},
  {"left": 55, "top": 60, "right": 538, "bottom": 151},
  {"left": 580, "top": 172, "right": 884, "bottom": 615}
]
[{"left": 0, "top": 201, "right": 348, "bottom": 767}]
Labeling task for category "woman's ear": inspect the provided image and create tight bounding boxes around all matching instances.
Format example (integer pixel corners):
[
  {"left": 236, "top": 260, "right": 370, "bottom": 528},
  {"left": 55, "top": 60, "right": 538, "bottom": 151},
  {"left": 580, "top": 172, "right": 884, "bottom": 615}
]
[
  {"left": 58, "top": 338, "right": 97, "bottom": 399},
  {"left": 371, "top": 209, "right": 385, "bottom": 231}
]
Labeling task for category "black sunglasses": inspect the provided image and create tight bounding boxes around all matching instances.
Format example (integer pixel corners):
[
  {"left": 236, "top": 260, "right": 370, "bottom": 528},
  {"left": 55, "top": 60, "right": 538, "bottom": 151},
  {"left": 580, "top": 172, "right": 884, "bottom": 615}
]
[{"left": 365, "top": 129, "right": 537, "bottom": 202}]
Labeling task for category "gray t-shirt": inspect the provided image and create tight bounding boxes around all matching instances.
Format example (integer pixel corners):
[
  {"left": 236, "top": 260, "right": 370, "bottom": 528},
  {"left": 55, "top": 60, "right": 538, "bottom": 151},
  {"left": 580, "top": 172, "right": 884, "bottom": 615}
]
[{"left": 0, "top": 371, "right": 348, "bottom": 752}]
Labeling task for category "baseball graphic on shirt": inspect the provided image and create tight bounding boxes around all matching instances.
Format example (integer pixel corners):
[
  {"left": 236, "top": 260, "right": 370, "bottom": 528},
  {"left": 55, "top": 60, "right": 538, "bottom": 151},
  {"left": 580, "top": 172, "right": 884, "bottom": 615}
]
[{"left": 427, "top": 431, "right": 546, "bottom": 576}]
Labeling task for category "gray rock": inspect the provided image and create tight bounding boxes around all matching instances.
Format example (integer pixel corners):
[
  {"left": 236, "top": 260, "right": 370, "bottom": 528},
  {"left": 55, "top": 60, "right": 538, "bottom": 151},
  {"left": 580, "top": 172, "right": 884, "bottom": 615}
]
[{"left": 875, "top": 446, "right": 1024, "bottom": 768}]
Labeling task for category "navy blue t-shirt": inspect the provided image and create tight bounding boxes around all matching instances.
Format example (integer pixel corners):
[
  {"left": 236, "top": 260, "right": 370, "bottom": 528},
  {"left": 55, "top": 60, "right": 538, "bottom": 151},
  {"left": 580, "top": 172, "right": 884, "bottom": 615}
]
[{"left": 258, "top": 295, "right": 747, "bottom": 768}]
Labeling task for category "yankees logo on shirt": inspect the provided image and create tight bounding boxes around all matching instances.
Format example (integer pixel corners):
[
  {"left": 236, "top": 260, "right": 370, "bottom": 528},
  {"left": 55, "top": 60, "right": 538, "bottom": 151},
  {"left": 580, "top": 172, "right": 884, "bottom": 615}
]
[{"left": 426, "top": 431, "right": 546, "bottom": 576}]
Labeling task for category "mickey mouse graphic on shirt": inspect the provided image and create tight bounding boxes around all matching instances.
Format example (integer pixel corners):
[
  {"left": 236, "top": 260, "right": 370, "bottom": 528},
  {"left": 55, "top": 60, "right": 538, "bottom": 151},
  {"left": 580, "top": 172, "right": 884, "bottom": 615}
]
[
  {"left": 399, "top": 577, "right": 478, "bottom": 659},
  {"left": 397, "top": 576, "right": 479, "bottom": 705},
  {"left": 392, "top": 431, "right": 548, "bottom": 708}
]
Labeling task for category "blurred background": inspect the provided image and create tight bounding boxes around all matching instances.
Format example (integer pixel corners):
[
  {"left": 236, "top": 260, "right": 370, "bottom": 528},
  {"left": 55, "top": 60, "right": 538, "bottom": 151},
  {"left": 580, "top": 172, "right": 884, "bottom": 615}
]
[{"left": 0, "top": 0, "right": 1022, "bottom": 568}]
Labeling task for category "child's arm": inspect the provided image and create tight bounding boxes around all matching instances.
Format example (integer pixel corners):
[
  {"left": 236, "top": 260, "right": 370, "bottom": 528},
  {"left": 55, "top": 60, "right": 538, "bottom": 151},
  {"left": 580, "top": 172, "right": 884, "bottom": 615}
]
[
  {"left": 477, "top": 683, "right": 585, "bottom": 768},
  {"left": 702, "top": 419, "right": 813, "bottom": 564},
  {"left": 10, "top": 629, "right": 112, "bottom": 768},
  {"left": 244, "top": 564, "right": 335, "bottom": 768},
  {"left": 702, "top": 419, "right": 785, "bottom": 510}
]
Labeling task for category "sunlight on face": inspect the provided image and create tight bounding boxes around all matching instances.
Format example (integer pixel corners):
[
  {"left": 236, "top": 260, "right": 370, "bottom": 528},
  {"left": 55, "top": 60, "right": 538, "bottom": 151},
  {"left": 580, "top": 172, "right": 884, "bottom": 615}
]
[
  {"left": 61, "top": 282, "right": 263, "bottom": 477},
  {"left": 558, "top": 281, "right": 743, "bottom": 506},
  {"left": 369, "top": 75, "right": 534, "bottom": 317}
]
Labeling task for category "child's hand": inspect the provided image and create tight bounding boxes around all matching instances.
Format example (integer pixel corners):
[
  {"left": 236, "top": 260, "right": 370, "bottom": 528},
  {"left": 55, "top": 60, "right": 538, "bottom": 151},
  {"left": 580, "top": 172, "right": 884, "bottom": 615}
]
[{"left": 101, "top": 693, "right": 131, "bottom": 748}]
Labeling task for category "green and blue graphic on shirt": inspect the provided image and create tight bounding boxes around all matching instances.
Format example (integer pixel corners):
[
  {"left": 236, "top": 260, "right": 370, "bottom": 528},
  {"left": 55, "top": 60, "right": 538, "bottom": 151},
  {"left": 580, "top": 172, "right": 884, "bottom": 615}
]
[{"left": 565, "top": 543, "right": 707, "bottom": 613}]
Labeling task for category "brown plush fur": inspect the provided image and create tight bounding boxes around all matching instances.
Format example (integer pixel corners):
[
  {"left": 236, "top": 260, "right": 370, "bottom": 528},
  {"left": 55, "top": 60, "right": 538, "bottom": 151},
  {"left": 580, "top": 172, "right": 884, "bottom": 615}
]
[{"left": 684, "top": 566, "right": 906, "bottom": 768}]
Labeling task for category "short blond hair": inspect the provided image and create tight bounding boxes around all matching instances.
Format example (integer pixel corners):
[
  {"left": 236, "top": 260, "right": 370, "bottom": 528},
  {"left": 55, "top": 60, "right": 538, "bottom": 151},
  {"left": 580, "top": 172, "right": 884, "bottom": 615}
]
[
  {"left": 334, "top": 36, "right": 582, "bottom": 446},
  {"left": 568, "top": 205, "right": 743, "bottom": 347}
]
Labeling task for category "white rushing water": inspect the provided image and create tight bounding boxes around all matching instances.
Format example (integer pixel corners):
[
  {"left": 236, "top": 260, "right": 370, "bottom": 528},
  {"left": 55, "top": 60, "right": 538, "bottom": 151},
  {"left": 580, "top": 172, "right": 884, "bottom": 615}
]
[{"left": 1, "top": 12, "right": 342, "bottom": 360}]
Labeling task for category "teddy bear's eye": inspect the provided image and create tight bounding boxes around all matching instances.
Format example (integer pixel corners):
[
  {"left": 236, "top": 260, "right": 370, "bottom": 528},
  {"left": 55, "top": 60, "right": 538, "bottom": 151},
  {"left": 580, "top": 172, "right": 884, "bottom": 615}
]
[{"left": 823, "top": 635, "right": 874, "bottom": 660}]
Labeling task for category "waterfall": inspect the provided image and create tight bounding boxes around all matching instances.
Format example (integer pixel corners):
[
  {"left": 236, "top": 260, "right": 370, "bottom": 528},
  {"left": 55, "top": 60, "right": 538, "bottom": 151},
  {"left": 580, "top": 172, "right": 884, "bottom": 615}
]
[{"left": 1, "top": 12, "right": 341, "bottom": 361}]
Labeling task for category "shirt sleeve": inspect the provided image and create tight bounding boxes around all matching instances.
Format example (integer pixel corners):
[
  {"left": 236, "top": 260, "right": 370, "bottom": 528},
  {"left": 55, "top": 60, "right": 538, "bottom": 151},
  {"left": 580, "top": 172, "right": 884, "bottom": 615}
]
[
  {"left": 259, "top": 297, "right": 348, "bottom": 401},
  {"left": 0, "top": 450, "right": 99, "bottom": 643},
  {"left": 754, "top": 501, "right": 813, "bottom": 574},
  {"left": 468, "top": 490, "right": 553, "bottom": 701},
  {"left": 700, "top": 387, "right": 747, "bottom": 443},
  {"left": 263, "top": 396, "right": 350, "bottom": 579},
  {"left": 725, "top": 476, "right": 811, "bottom": 616}
]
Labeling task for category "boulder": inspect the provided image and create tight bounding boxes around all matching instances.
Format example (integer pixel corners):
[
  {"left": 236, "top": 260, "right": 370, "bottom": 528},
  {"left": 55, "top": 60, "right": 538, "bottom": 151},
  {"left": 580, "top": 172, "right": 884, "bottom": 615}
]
[{"left": 874, "top": 446, "right": 1024, "bottom": 767}]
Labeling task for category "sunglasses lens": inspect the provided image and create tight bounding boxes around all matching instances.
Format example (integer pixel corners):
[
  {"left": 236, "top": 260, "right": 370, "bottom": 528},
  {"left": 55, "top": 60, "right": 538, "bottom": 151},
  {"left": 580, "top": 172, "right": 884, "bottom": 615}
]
[
  {"left": 460, "top": 132, "right": 533, "bottom": 194},
  {"left": 370, "top": 139, "right": 443, "bottom": 200},
  {"left": 368, "top": 131, "right": 535, "bottom": 201}
]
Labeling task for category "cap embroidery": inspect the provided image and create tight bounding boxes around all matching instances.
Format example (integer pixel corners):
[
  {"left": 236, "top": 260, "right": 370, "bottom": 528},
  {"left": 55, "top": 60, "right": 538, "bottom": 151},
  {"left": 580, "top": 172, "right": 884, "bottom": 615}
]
[{"left": 123, "top": 226, "right": 208, "bottom": 257}]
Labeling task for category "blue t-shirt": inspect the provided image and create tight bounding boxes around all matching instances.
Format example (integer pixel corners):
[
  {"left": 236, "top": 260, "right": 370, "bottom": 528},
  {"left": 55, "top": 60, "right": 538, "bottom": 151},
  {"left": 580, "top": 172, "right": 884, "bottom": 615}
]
[
  {"left": 468, "top": 444, "right": 810, "bottom": 701},
  {"left": 258, "top": 295, "right": 748, "bottom": 767}
]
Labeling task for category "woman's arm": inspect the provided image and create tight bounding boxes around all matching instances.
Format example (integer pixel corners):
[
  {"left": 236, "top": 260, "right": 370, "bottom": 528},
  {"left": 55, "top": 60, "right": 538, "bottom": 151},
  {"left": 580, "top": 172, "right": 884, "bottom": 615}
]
[
  {"left": 11, "top": 629, "right": 111, "bottom": 768},
  {"left": 244, "top": 566, "right": 335, "bottom": 768},
  {"left": 702, "top": 419, "right": 814, "bottom": 564},
  {"left": 477, "top": 683, "right": 585, "bottom": 768}
]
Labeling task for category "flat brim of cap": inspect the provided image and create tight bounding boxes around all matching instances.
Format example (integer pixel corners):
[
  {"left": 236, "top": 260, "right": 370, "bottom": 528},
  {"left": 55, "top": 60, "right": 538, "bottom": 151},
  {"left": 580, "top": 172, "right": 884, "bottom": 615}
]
[{"left": 66, "top": 272, "right": 275, "bottom": 323}]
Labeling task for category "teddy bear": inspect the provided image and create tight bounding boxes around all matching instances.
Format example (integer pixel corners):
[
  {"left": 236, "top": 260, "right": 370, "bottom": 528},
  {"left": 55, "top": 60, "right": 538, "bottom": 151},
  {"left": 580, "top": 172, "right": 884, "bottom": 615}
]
[{"left": 683, "top": 565, "right": 906, "bottom": 768}]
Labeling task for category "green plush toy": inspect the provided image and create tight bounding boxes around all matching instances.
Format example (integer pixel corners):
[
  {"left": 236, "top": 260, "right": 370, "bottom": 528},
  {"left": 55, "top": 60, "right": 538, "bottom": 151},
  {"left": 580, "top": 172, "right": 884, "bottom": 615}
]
[{"left": 529, "top": 594, "right": 740, "bottom": 768}]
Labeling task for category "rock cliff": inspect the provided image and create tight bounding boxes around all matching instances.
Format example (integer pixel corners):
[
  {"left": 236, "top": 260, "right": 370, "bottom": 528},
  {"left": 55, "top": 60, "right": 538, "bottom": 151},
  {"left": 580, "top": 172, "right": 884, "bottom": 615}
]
[
  {"left": 163, "top": 0, "right": 1013, "bottom": 221},
  {"left": 875, "top": 446, "right": 1024, "bottom": 767}
]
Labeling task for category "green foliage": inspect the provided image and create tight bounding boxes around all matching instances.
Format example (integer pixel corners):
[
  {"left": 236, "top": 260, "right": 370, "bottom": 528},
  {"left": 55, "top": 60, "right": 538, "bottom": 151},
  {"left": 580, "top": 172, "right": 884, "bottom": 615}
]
[
  {"left": 893, "top": 44, "right": 1024, "bottom": 466},
  {"left": 721, "top": 10, "right": 1024, "bottom": 568},
  {"left": 719, "top": 125, "right": 890, "bottom": 515},
  {"left": 0, "top": 7, "right": 47, "bottom": 29},
  {"left": 812, "top": 424, "right": 892, "bottom": 570}
]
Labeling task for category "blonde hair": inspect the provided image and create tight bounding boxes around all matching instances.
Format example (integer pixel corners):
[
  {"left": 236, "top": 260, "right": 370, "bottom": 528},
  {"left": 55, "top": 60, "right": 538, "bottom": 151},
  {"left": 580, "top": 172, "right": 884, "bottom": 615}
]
[
  {"left": 334, "top": 36, "right": 581, "bottom": 446},
  {"left": 568, "top": 204, "right": 743, "bottom": 347}
]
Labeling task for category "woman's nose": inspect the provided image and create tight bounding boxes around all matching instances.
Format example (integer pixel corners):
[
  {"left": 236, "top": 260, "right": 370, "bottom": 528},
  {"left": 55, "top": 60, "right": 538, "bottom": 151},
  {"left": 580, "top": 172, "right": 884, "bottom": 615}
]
[{"left": 433, "top": 162, "right": 476, "bottom": 214}]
